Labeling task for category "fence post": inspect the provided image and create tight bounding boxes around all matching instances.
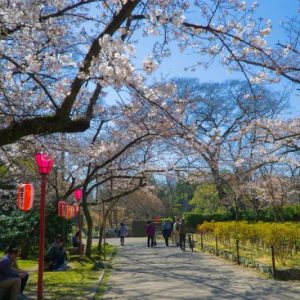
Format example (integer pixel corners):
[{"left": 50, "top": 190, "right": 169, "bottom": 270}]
[
  {"left": 215, "top": 236, "right": 219, "bottom": 256},
  {"left": 200, "top": 233, "right": 204, "bottom": 250},
  {"left": 236, "top": 240, "right": 240, "bottom": 265},
  {"left": 271, "top": 245, "right": 276, "bottom": 279}
]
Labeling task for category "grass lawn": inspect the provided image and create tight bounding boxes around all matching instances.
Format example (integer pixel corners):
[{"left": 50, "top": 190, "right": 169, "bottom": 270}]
[
  {"left": 4, "top": 244, "right": 118, "bottom": 300},
  {"left": 26, "top": 259, "right": 101, "bottom": 299},
  {"left": 18, "top": 259, "right": 38, "bottom": 270}
]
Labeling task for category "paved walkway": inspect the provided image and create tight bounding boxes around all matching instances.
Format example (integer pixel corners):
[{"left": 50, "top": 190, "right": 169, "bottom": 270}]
[{"left": 102, "top": 237, "right": 300, "bottom": 300}]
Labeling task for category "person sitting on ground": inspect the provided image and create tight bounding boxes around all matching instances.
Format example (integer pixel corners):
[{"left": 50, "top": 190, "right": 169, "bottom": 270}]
[
  {"left": 71, "top": 231, "right": 84, "bottom": 254},
  {"left": 49, "top": 234, "right": 63, "bottom": 248},
  {"left": 0, "top": 244, "right": 29, "bottom": 300},
  {"left": 45, "top": 238, "right": 67, "bottom": 271},
  {"left": 72, "top": 231, "right": 80, "bottom": 248},
  {"left": 10, "top": 252, "right": 29, "bottom": 300},
  {"left": 117, "top": 223, "right": 128, "bottom": 246}
]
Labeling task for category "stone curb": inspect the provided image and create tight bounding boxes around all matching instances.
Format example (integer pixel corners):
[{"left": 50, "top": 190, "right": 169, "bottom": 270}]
[
  {"left": 89, "top": 249, "right": 117, "bottom": 299},
  {"left": 85, "top": 268, "right": 106, "bottom": 300}
]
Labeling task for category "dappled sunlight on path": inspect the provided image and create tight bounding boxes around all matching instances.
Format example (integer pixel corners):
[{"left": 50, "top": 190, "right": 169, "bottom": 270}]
[{"left": 102, "top": 238, "right": 300, "bottom": 299}]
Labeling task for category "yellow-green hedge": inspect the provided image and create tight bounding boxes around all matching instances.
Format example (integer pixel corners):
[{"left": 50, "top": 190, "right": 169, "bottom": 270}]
[{"left": 197, "top": 221, "right": 300, "bottom": 265}]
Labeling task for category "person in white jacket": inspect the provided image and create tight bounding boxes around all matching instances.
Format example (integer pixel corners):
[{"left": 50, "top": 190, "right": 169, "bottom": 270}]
[{"left": 173, "top": 218, "right": 180, "bottom": 247}]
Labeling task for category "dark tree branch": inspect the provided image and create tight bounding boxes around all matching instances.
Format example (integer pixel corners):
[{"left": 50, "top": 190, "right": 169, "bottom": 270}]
[{"left": 0, "top": 0, "right": 141, "bottom": 146}]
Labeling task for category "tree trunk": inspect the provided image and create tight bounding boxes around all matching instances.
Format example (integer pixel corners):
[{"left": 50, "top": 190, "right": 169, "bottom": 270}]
[
  {"left": 273, "top": 205, "right": 281, "bottom": 222},
  {"left": 82, "top": 197, "right": 93, "bottom": 258},
  {"left": 97, "top": 206, "right": 109, "bottom": 257},
  {"left": 234, "top": 196, "right": 241, "bottom": 221},
  {"left": 255, "top": 209, "right": 259, "bottom": 223},
  {"left": 211, "top": 165, "right": 227, "bottom": 201},
  {"left": 97, "top": 222, "right": 105, "bottom": 254},
  {"left": 235, "top": 204, "right": 240, "bottom": 221}
]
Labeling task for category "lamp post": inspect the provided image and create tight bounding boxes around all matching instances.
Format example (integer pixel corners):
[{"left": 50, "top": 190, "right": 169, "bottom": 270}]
[
  {"left": 35, "top": 152, "right": 54, "bottom": 300},
  {"left": 74, "top": 188, "right": 83, "bottom": 255}
]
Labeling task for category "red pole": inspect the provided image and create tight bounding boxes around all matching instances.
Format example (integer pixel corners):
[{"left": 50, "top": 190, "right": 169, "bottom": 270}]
[
  {"left": 37, "top": 174, "right": 47, "bottom": 300},
  {"left": 78, "top": 207, "right": 82, "bottom": 256}
]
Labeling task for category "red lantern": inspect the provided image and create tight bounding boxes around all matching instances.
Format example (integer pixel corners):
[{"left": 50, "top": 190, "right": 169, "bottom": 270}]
[
  {"left": 71, "top": 206, "right": 77, "bottom": 218},
  {"left": 35, "top": 152, "right": 54, "bottom": 175},
  {"left": 73, "top": 203, "right": 80, "bottom": 215},
  {"left": 58, "top": 201, "right": 67, "bottom": 217},
  {"left": 74, "top": 189, "right": 82, "bottom": 201},
  {"left": 17, "top": 183, "right": 34, "bottom": 211},
  {"left": 66, "top": 205, "right": 74, "bottom": 219}
]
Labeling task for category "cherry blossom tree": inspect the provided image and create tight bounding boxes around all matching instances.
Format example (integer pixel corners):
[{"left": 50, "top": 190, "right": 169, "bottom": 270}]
[
  {"left": 30, "top": 98, "right": 177, "bottom": 256},
  {"left": 1, "top": 0, "right": 294, "bottom": 147},
  {"left": 168, "top": 79, "right": 284, "bottom": 201},
  {"left": 253, "top": 118, "right": 300, "bottom": 153},
  {"left": 256, "top": 163, "right": 293, "bottom": 222},
  {"left": 2, "top": 1, "right": 300, "bottom": 249},
  {"left": 234, "top": 5, "right": 300, "bottom": 85},
  {"left": 223, "top": 127, "right": 280, "bottom": 220}
]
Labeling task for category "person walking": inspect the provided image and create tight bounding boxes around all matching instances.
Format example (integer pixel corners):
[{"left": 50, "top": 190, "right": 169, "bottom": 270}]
[
  {"left": 170, "top": 217, "right": 176, "bottom": 245},
  {"left": 146, "top": 220, "right": 156, "bottom": 247},
  {"left": 162, "top": 220, "right": 172, "bottom": 246},
  {"left": 179, "top": 218, "right": 186, "bottom": 251},
  {"left": 173, "top": 218, "right": 180, "bottom": 247},
  {"left": 118, "top": 223, "right": 128, "bottom": 246}
]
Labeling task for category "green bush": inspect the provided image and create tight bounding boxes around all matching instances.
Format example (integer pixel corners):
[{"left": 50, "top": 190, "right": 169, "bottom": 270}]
[
  {"left": 184, "top": 211, "right": 234, "bottom": 228},
  {"left": 186, "top": 205, "right": 300, "bottom": 230},
  {"left": 0, "top": 203, "right": 74, "bottom": 258},
  {"left": 184, "top": 213, "right": 204, "bottom": 228}
]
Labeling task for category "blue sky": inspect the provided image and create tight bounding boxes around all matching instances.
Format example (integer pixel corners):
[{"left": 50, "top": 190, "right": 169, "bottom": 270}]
[
  {"left": 105, "top": 1, "right": 299, "bottom": 117},
  {"left": 150, "top": 1, "right": 298, "bottom": 78},
  {"left": 257, "top": 0, "right": 299, "bottom": 116}
]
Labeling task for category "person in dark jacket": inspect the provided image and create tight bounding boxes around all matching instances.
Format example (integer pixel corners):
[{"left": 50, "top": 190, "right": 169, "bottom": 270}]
[
  {"left": 162, "top": 220, "right": 172, "bottom": 246},
  {"left": 179, "top": 218, "right": 187, "bottom": 251},
  {"left": 0, "top": 244, "right": 29, "bottom": 300},
  {"left": 72, "top": 231, "right": 80, "bottom": 248},
  {"left": 45, "top": 239, "right": 67, "bottom": 271},
  {"left": 146, "top": 220, "right": 156, "bottom": 247},
  {"left": 71, "top": 231, "right": 84, "bottom": 253}
]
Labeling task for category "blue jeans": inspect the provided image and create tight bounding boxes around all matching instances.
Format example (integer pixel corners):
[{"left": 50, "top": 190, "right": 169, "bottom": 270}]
[
  {"left": 53, "top": 261, "right": 67, "bottom": 272},
  {"left": 21, "top": 272, "right": 29, "bottom": 292}
]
